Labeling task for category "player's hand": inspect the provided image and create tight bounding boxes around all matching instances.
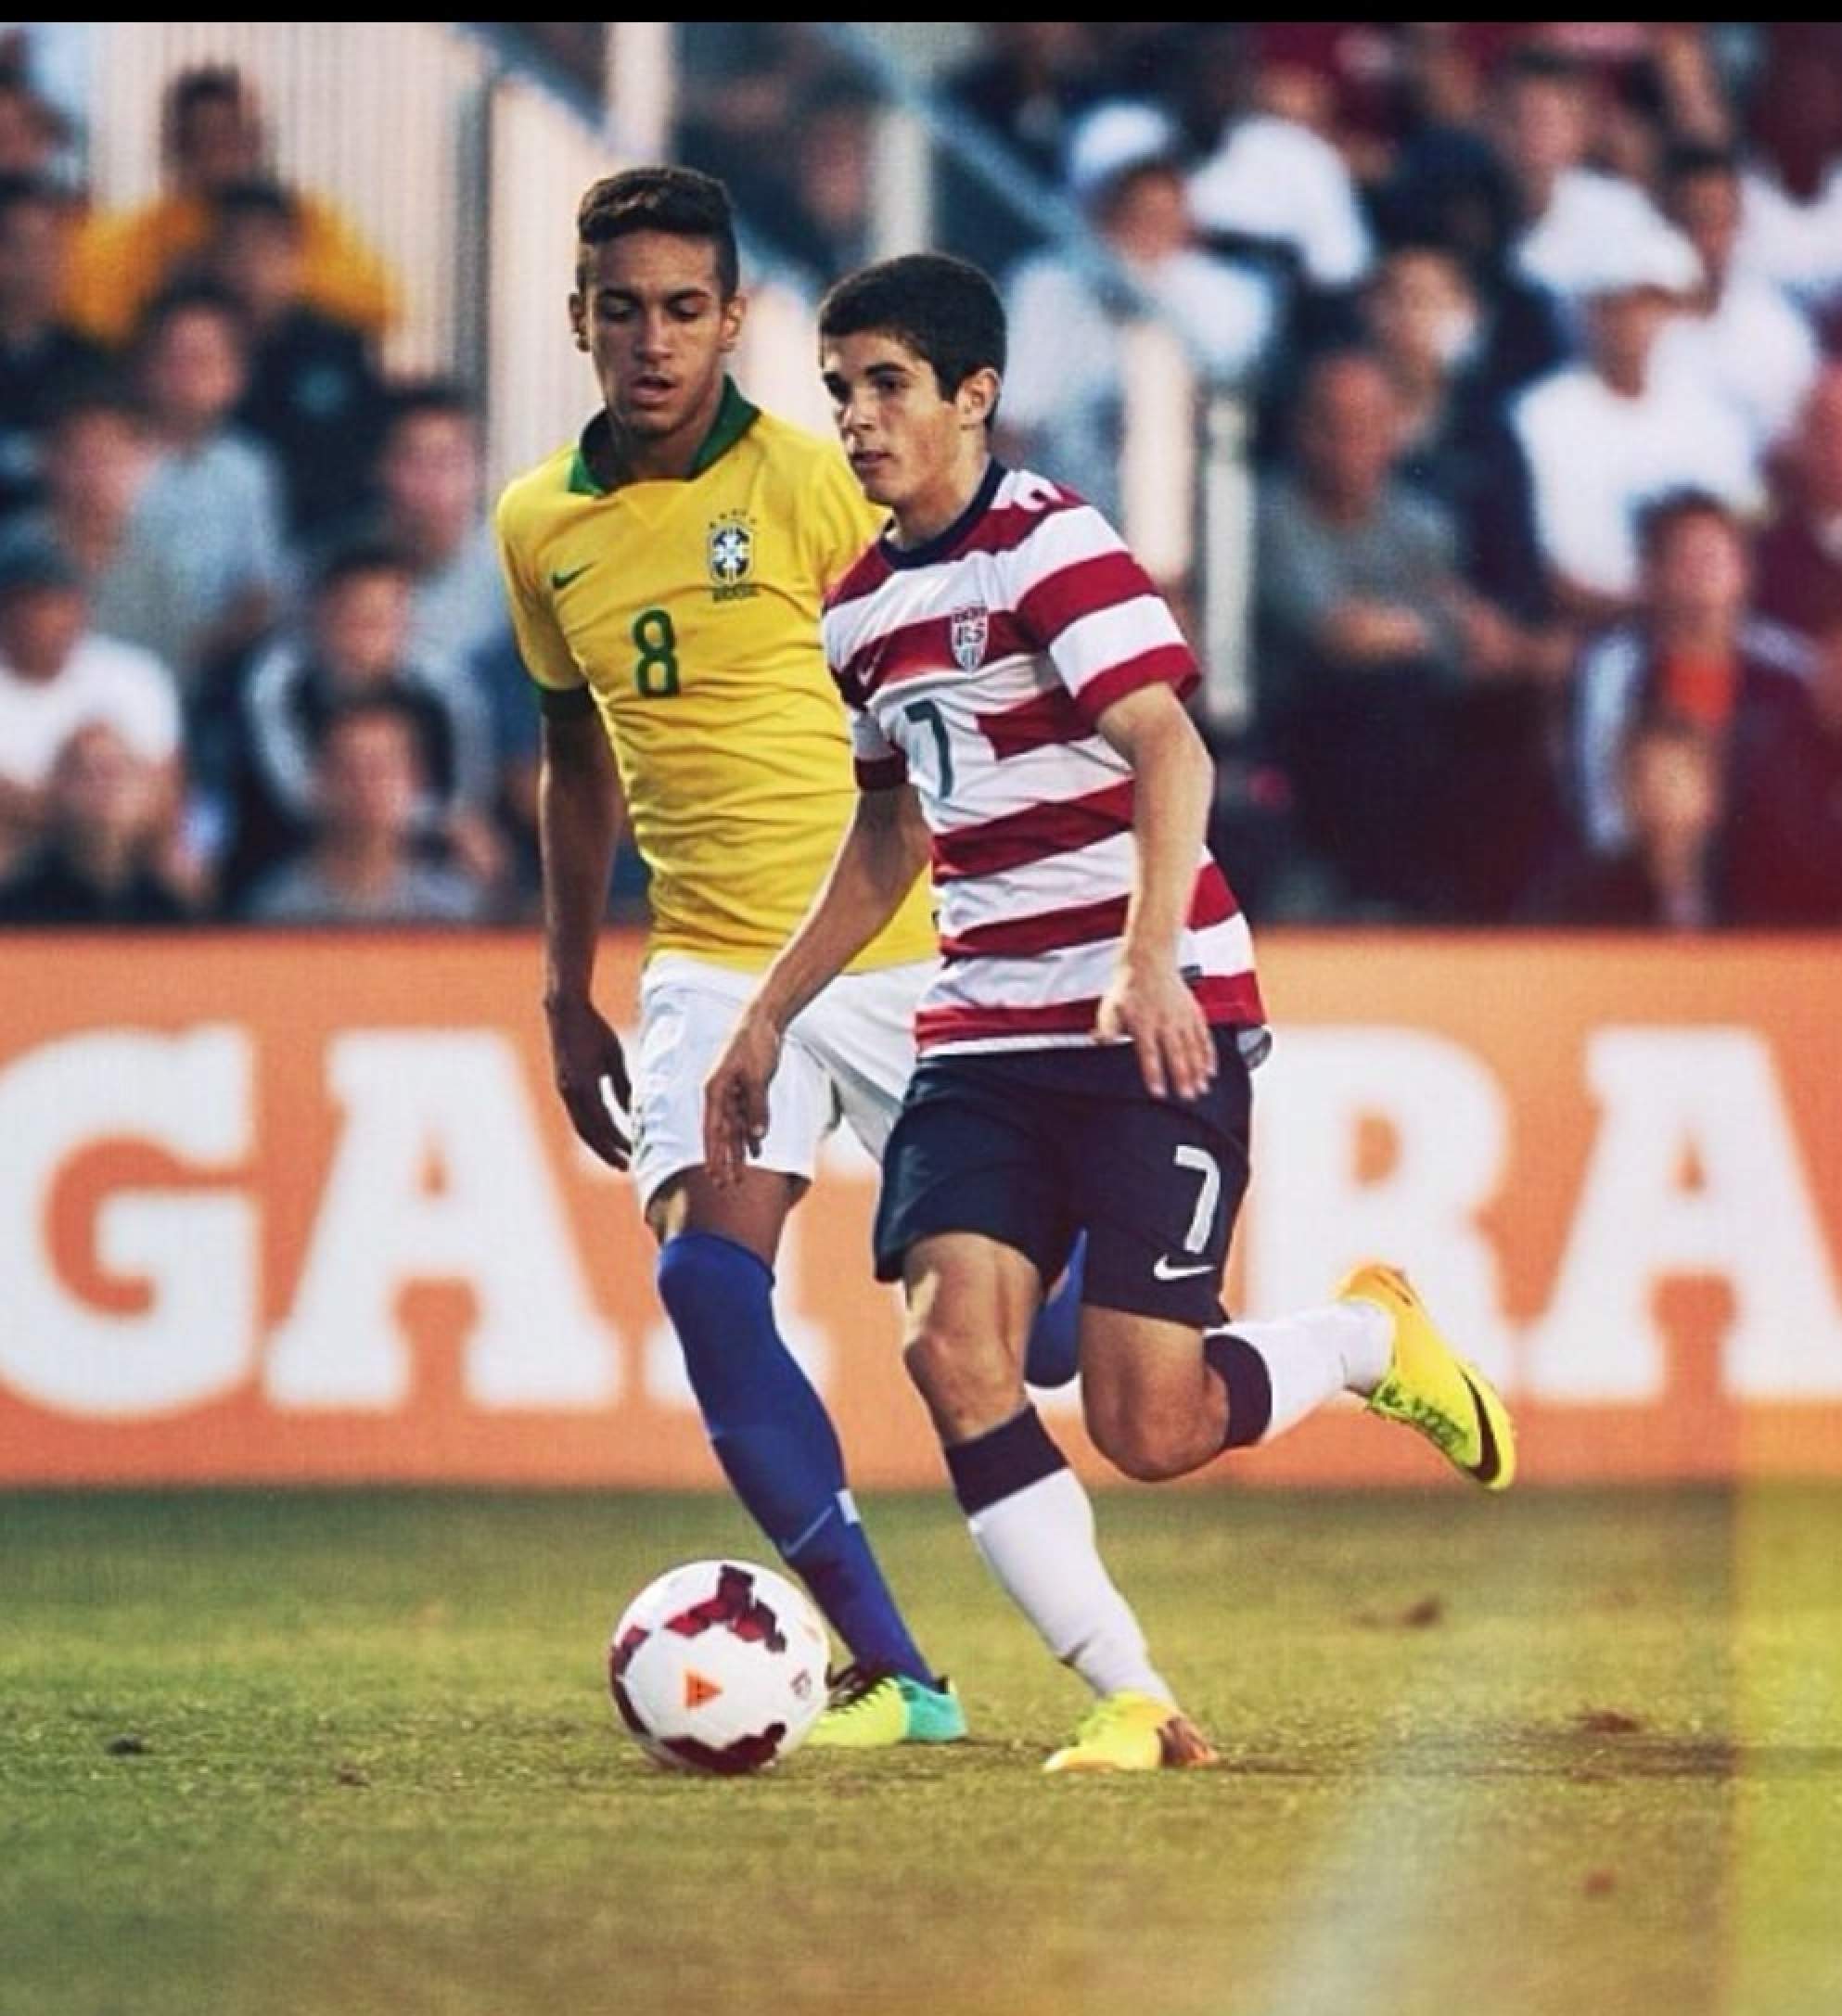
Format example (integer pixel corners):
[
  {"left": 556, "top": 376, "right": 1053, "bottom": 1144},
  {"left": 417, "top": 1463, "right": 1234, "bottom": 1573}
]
[
  {"left": 703, "top": 1007, "right": 782, "bottom": 1187},
  {"left": 1094, "top": 959, "right": 1216, "bottom": 1103},
  {"left": 544, "top": 993, "right": 633, "bottom": 1169}
]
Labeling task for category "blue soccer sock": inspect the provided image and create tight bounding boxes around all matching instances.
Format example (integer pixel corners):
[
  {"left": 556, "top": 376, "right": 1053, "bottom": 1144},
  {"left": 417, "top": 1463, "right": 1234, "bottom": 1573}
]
[
  {"left": 1022, "top": 1231, "right": 1087, "bottom": 1388},
  {"left": 655, "top": 1231, "right": 933, "bottom": 1684}
]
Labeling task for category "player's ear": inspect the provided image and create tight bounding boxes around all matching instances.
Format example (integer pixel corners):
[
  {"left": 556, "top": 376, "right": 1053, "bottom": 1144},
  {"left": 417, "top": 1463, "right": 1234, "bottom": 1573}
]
[
  {"left": 569, "top": 290, "right": 588, "bottom": 354},
  {"left": 718, "top": 288, "right": 747, "bottom": 355},
  {"left": 956, "top": 365, "right": 1001, "bottom": 431}
]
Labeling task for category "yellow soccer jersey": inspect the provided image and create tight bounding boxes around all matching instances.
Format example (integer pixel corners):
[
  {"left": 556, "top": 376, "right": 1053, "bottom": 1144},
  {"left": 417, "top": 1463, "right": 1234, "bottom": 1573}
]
[{"left": 495, "top": 379, "right": 934, "bottom": 973}]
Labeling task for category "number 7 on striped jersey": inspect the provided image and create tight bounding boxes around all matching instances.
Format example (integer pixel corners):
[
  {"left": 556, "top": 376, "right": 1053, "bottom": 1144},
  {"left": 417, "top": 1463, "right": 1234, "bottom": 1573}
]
[{"left": 902, "top": 697, "right": 954, "bottom": 798}]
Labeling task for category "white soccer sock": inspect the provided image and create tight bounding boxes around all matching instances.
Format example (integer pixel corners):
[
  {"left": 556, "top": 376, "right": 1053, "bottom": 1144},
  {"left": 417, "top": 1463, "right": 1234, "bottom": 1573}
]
[
  {"left": 967, "top": 1468, "right": 1171, "bottom": 1703},
  {"left": 1212, "top": 1301, "right": 1393, "bottom": 1444}
]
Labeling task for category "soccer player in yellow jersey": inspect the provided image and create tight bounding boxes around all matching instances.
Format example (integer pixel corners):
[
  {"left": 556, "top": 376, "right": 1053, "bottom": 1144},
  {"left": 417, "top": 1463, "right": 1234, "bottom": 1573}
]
[{"left": 495, "top": 167, "right": 975, "bottom": 1745}]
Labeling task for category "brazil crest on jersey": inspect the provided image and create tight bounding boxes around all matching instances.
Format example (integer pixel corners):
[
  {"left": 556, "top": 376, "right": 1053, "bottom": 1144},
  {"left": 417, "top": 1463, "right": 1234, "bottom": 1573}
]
[{"left": 495, "top": 378, "right": 935, "bottom": 972}]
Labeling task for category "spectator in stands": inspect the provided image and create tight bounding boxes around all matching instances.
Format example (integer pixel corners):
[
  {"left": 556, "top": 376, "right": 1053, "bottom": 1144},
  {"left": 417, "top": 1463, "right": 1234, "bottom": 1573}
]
[
  {"left": 24, "top": 387, "right": 202, "bottom": 672},
  {"left": 0, "top": 529, "right": 181, "bottom": 879},
  {"left": 1254, "top": 349, "right": 1490, "bottom": 912},
  {"left": 1186, "top": 57, "right": 1373, "bottom": 294},
  {"left": 351, "top": 385, "right": 504, "bottom": 678},
  {"left": 0, "top": 65, "right": 66, "bottom": 179},
  {"left": 1527, "top": 712, "right": 1724, "bottom": 929},
  {"left": 944, "top": 24, "right": 1101, "bottom": 181},
  {"left": 1658, "top": 145, "right": 1821, "bottom": 456},
  {"left": 1003, "top": 102, "right": 1273, "bottom": 525},
  {"left": 1490, "top": 47, "right": 1676, "bottom": 308},
  {"left": 1361, "top": 240, "right": 1554, "bottom": 619},
  {"left": 0, "top": 719, "right": 196, "bottom": 924},
  {"left": 775, "top": 83, "right": 876, "bottom": 285},
  {"left": 0, "top": 172, "right": 104, "bottom": 520},
  {"left": 1510, "top": 226, "right": 1758, "bottom": 620},
  {"left": 198, "top": 180, "right": 384, "bottom": 540},
  {"left": 936, "top": 24, "right": 1103, "bottom": 268},
  {"left": 1567, "top": 491, "right": 1842, "bottom": 925},
  {"left": 1755, "top": 364, "right": 1842, "bottom": 644},
  {"left": 226, "top": 542, "right": 495, "bottom": 901},
  {"left": 243, "top": 693, "right": 491, "bottom": 925},
  {"left": 130, "top": 283, "right": 288, "bottom": 689},
  {"left": 64, "top": 63, "right": 396, "bottom": 349},
  {"left": 1736, "top": 26, "right": 1842, "bottom": 319}
]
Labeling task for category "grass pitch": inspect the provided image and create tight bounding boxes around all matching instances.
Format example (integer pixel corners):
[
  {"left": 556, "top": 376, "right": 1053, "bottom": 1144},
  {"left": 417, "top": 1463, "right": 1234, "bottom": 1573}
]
[{"left": 4, "top": 1485, "right": 1840, "bottom": 2016}]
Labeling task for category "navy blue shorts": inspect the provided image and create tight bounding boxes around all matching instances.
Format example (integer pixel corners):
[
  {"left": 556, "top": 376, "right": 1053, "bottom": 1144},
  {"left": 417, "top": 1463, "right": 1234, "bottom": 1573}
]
[{"left": 873, "top": 1029, "right": 1254, "bottom": 1326}]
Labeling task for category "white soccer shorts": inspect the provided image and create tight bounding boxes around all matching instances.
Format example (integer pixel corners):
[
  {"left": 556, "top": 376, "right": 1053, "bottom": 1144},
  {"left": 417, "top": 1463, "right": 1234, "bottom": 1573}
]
[{"left": 629, "top": 951, "right": 933, "bottom": 1210}]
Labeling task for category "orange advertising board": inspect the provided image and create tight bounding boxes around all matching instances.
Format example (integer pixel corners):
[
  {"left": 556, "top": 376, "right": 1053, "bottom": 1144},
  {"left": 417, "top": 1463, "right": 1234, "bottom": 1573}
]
[{"left": 2, "top": 930, "right": 1840, "bottom": 1487}]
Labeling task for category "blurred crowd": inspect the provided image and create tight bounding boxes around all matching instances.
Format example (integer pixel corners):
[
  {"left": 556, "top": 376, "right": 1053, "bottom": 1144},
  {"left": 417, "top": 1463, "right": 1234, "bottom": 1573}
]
[
  {"left": 0, "top": 56, "right": 532, "bottom": 929},
  {"left": 681, "top": 22, "right": 1842, "bottom": 927},
  {"left": 4, "top": 28, "right": 1841, "bottom": 933}
]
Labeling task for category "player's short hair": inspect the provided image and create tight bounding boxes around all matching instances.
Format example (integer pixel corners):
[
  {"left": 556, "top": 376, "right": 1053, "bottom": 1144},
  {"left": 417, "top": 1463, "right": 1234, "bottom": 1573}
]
[
  {"left": 817, "top": 253, "right": 1006, "bottom": 403},
  {"left": 1635, "top": 487, "right": 1740, "bottom": 563},
  {"left": 575, "top": 166, "right": 739, "bottom": 300}
]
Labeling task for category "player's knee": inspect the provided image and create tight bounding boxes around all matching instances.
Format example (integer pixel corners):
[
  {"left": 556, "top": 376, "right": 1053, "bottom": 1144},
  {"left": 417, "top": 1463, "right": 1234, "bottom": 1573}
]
[
  {"left": 902, "top": 1312, "right": 1018, "bottom": 1438},
  {"left": 1083, "top": 1390, "right": 1193, "bottom": 1483}
]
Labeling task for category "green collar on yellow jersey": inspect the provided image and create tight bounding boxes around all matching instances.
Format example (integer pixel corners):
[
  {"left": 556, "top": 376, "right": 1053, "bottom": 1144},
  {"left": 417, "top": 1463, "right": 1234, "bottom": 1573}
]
[{"left": 567, "top": 376, "right": 761, "bottom": 495}]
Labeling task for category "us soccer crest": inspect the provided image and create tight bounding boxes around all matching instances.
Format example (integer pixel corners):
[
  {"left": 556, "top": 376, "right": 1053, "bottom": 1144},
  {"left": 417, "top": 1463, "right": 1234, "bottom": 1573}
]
[
  {"left": 949, "top": 604, "right": 989, "bottom": 671},
  {"left": 707, "top": 511, "right": 757, "bottom": 603}
]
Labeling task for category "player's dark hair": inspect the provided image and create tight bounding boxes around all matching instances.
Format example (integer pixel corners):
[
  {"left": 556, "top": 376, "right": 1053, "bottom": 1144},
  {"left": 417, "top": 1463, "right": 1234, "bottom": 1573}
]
[
  {"left": 1636, "top": 487, "right": 1739, "bottom": 563},
  {"left": 575, "top": 166, "right": 739, "bottom": 300},
  {"left": 818, "top": 253, "right": 1006, "bottom": 405}
]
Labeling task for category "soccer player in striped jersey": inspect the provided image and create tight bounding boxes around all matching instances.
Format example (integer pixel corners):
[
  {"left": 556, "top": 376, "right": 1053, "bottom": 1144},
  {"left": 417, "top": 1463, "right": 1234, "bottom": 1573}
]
[
  {"left": 499, "top": 172, "right": 1072, "bottom": 1749},
  {"left": 705, "top": 252, "right": 1516, "bottom": 1772}
]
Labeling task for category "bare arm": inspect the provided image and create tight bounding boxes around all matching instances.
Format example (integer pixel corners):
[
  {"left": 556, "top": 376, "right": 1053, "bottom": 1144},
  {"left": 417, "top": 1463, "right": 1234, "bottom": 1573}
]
[
  {"left": 1092, "top": 683, "right": 1219, "bottom": 1103},
  {"left": 703, "top": 783, "right": 929, "bottom": 1183},
  {"left": 538, "top": 701, "right": 633, "bottom": 1168}
]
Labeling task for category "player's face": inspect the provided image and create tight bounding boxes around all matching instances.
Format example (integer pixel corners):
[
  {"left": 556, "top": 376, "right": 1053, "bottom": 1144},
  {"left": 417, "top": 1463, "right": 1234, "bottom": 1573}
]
[
  {"left": 571, "top": 232, "right": 742, "bottom": 465},
  {"left": 821, "top": 330, "right": 996, "bottom": 544}
]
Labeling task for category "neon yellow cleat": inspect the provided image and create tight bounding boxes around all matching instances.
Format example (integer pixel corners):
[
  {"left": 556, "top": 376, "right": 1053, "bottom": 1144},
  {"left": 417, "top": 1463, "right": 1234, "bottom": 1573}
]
[
  {"left": 1043, "top": 1690, "right": 1218, "bottom": 1774},
  {"left": 1340, "top": 1262, "right": 1516, "bottom": 1490},
  {"left": 803, "top": 1665, "right": 967, "bottom": 1749}
]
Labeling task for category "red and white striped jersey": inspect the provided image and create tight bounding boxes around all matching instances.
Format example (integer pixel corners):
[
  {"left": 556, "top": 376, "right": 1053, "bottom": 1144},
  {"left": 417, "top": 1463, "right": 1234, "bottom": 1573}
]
[{"left": 824, "top": 462, "right": 1263, "bottom": 1055}]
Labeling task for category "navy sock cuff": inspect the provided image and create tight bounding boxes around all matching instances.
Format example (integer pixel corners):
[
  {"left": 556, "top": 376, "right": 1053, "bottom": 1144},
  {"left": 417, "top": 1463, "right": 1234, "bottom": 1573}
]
[
  {"left": 656, "top": 1230, "right": 774, "bottom": 1290},
  {"left": 1206, "top": 1330, "right": 1273, "bottom": 1449},
  {"left": 943, "top": 1406, "right": 1068, "bottom": 1516}
]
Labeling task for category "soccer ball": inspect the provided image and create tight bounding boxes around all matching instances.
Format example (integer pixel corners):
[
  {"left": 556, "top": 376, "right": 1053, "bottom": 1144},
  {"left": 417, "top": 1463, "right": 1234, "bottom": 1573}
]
[{"left": 607, "top": 1559, "right": 831, "bottom": 1774}]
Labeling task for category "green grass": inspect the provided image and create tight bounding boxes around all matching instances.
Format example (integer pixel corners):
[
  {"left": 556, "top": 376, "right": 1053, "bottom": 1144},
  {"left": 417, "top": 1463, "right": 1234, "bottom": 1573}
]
[{"left": 4, "top": 1486, "right": 1840, "bottom": 2016}]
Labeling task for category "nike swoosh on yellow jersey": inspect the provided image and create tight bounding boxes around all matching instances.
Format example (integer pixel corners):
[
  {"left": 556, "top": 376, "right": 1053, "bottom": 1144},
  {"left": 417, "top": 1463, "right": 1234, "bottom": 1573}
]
[{"left": 550, "top": 562, "right": 594, "bottom": 591}]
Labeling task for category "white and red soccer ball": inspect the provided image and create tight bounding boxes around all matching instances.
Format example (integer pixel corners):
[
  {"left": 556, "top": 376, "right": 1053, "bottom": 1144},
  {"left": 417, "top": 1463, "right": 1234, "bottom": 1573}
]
[{"left": 608, "top": 1560, "right": 830, "bottom": 1774}]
